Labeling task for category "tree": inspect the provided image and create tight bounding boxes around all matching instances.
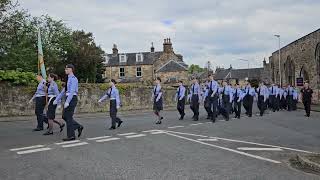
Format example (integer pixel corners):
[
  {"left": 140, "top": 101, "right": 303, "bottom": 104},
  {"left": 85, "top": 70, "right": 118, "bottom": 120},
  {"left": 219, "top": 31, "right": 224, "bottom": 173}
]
[{"left": 188, "top": 64, "right": 204, "bottom": 74}]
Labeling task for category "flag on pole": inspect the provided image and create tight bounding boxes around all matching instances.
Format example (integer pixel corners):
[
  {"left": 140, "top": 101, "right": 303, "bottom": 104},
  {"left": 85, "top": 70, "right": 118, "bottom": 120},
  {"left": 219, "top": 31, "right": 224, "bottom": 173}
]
[{"left": 37, "top": 28, "right": 47, "bottom": 79}]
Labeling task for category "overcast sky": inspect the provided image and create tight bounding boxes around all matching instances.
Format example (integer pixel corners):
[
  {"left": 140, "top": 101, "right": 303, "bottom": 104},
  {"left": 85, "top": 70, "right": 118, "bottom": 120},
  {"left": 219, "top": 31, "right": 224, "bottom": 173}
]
[{"left": 21, "top": 0, "right": 320, "bottom": 69}]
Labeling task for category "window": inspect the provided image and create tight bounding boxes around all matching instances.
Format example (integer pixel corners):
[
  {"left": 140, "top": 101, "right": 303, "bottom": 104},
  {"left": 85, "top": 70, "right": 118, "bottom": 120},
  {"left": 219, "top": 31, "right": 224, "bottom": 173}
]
[
  {"left": 136, "top": 54, "right": 143, "bottom": 62},
  {"left": 119, "top": 54, "right": 126, "bottom": 63},
  {"left": 136, "top": 67, "right": 142, "bottom": 77},
  {"left": 119, "top": 67, "right": 125, "bottom": 78}
]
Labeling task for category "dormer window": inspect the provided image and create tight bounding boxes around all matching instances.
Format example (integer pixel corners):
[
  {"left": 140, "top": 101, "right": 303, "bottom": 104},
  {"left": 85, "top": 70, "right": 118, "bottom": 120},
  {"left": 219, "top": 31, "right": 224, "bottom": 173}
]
[
  {"left": 136, "top": 53, "right": 143, "bottom": 62},
  {"left": 119, "top": 54, "right": 127, "bottom": 63}
]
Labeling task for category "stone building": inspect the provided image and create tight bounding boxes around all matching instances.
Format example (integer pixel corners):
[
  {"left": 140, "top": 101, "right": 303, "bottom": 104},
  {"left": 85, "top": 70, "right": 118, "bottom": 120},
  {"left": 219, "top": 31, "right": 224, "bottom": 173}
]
[
  {"left": 214, "top": 66, "right": 264, "bottom": 87},
  {"left": 103, "top": 39, "right": 188, "bottom": 85},
  {"left": 266, "top": 28, "right": 320, "bottom": 103}
]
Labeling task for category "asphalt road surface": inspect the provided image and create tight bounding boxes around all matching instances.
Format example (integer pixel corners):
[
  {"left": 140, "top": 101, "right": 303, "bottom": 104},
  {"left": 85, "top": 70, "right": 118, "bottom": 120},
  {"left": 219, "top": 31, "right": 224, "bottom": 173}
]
[{"left": 1, "top": 106, "right": 320, "bottom": 180}]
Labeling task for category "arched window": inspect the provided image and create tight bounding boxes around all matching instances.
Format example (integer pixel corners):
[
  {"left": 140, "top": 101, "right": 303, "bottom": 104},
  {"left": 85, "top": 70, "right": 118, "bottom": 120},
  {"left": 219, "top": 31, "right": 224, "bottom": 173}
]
[{"left": 284, "top": 56, "right": 295, "bottom": 86}]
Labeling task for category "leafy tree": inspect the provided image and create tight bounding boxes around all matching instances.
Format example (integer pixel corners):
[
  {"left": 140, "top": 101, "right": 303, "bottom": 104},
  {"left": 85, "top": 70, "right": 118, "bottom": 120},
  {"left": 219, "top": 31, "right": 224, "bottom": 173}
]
[{"left": 188, "top": 64, "right": 204, "bottom": 74}]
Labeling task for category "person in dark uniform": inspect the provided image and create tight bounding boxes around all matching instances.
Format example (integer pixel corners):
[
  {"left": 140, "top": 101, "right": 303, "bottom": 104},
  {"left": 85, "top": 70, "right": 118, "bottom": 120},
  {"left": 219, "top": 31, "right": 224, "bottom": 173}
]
[
  {"left": 53, "top": 64, "right": 84, "bottom": 141},
  {"left": 220, "top": 81, "right": 233, "bottom": 121},
  {"left": 300, "top": 82, "right": 313, "bottom": 117},
  {"left": 207, "top": 74, "right": 219, "bottom": 122},
  {"left": 98, "top": 79, "right": 123, "bottom": 130},
  {"left": 268, "top": 83, "right": 277, "bottom": 112},
  {"left": 189, "top": 77, "right": 201, "bottom": 121},
  {"left": 256, "top": 82, "right": 268, "bottom": 116},
  {"left": 175, "top": 80, "right": 186, "bottom": 120},
  {"left": 286, "top": 84, "right": 294, "bottom": 111},
  {"left": 279, "top": 86, "right": 287, "bottom": 110},
  {"left": 244, "top": 82, "right": 256, "bottom": 117},
  {"left": 28, "top": 75, "right": 47, "bottom": 131},
  {"left": 43, "top": 73, "right": 65, "bottom": 135},
  {"left": 152, "top": 77, "right": 164, "bottom": 124},
  {"left": 203, "top": 81, "right": 211, "bottom": 119},
  {"left": 233, "top": 84, "right": 243, "bottom": 119}
]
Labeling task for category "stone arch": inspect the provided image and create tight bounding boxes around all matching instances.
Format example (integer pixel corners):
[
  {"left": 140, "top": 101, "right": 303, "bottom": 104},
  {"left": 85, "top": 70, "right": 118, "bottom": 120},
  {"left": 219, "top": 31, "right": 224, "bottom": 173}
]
[
  {"left": 316, "top": 43, "right": 320, "bottom": 87},
  {"left": 284, "top": 56, "right": 295, "bottom": 86},
  {"left": 299, "top": 65, "right": 310, "bottom": 83}
]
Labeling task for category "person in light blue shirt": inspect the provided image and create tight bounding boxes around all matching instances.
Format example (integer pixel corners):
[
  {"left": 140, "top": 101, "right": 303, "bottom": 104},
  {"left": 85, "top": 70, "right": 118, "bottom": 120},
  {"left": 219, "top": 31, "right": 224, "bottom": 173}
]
[
  {"left": 220, "top": 81, "right": 233, "bottom": 120},
  {"left": 268, "top": 83, "right": 278, "bottom": 112},
  {"left": 175, "top": 80, "right": 186, "bottom": 120},
  {"left": 28, "top": 75, "right": 47, "bottom": 131},
  {"left": 243, "top": 82, "right": 256, "bottom": 117},
  {"left": 207, "top": 74, "right": 219, "bottom": 122},
  {"left": 256, "top": 82, "right": 269, "bottom": 116},
  {"left": 286, "top": 84, "right": 294, "bottom": 111},
  {"left": 43, "top": 73, "right": 65, "bottom": 135},
  {"left": 152, "top": 77, "right": 164, "bottom": 124},
  {"left": 99, "top": 79, "right": 123, "bottom": 130},
  {"left": 53, "top": 64, "right": 83, "bottom": 141},
  {"left": 232, "top": 83, "right": 243, "bottom": 119},
  {"left": 292, "top": 87, "right": 299, "bottom": 111},
  {"left": 189, "top": 77, "right": 202, "bottom": 121}
]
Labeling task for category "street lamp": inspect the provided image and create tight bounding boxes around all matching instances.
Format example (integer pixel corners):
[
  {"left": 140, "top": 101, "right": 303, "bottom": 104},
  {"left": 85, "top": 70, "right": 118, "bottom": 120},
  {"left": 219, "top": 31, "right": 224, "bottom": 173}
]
[
  {"left": 274, "top": 35, "right": 281, "bottom": 86},
  {"left": 238, "top": 59, "right": 250, "bottom": 80}
]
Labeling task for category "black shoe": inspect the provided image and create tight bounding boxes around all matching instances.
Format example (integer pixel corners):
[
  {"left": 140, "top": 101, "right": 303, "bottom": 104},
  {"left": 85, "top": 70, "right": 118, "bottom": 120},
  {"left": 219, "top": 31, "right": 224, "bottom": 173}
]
[
  {"left": 237, "top": 116, "right": 240, "bottom": 119},
  {"left": 78, "top": 126, "right": 84, "bottom": 137},
  {"left": 160, "top": 117, "right": 164, "bottom": 120},
  {"left": 63, "top": 137, "right": 76, "bottom": 141},
  {"left": 60, "top": 124, "right": 65, "bottom": 132},
  {"left": 206, "top": 116, "right": 210, "bottom": 119},
  {"left": 43, "top": 131, "right": 53, "bottom": 135},
  {"left": 117, "top": 120, "right": 123, "bottom": 128},
  {"left": 33, "top": 128, "right": 43, "bottom": 131},
  {"left": 248, "top": 115, "right": 252, "bottom": 117},
  {"left": 155, "top": 121, "right": 160, "bottom": 124},
  {"left": 109, "top": 126, "right": 116, "bottom": 130},
  {"left": 159, "top": 121, "right": 162, "bottom": 124},
  {"left": 179, "top": 116, "right": 183, "bottom": 120}
]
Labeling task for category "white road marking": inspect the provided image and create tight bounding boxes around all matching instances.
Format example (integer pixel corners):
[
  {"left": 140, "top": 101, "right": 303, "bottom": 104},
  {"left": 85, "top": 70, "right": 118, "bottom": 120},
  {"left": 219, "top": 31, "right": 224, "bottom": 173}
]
[
  {"left": 212, "top": 137, "right": 315, "bottom": 154},
  {"left": 55, "top": 140, "right": 80, "bottom": 145},
  {"left": 61, "top": 142, "right": 88, "bottom": 148},
  {"left": 96, "top": 137, "right": 120, "bottom": 143},
  {"left": 10, "top": 145, "right": 45, "bottom": 151},
  {"left": 168, "top": 126, "right": 184, "bottom": 129},
  {"left": 118, "top": 132, "right": 137, "bottom": 136},
  {"left": 142, "top": 130, "right": 161, "bottom": 133},
  {"left": 87, "top": 136, "right": 111, "bottom": 140},
  {"left": 206, "top": 122, "right": 212, "bottom": 124},
  {"left": 197, "top": 138, "right": 218, "bottom": 142},
  {"left": 125, "top": 134, "right": 146, "bottom": 138},
  {"left": 16, "top": 148, "right": 51, "bottom": 155},
  {"left": 163, "top": 131, "right": 281, "bottom": 164},
  {"left": 151, "top": 131, "right": 165, "bottom": 134},
  {"left": 237, "top": 147, "right": 283, "bottom": 151},
  {"left": 190, "top": 123, "right": 203, "bottom": 126},
  {"left": 165, "top": 130, "right": 208, "bottom": 138}
]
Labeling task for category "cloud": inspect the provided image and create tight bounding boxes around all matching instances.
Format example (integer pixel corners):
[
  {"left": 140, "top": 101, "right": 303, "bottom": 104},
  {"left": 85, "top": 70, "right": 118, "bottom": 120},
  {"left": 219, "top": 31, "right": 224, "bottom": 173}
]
[{"left": 20, "top": 0, "right": 320, "bottom": 69}]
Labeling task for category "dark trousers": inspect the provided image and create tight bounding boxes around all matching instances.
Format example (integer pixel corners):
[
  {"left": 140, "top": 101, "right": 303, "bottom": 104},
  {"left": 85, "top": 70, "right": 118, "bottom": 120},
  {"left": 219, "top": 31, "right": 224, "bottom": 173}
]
[
  {"left": 222, "top": 95, "right": 230, "bottom": 119},
  {"left": 257, "top": 96, "right": 266, "bottom": 116},
  {"left": 110, "top": 100, "right": 121, "bottom": 127},
  {"left": 177, "top": 98, "right": 186, "bottom": 117},
  {"left": 293, "top": 100, "right": 297, "bottom": 110},
  {"left": 209, "top": 95, "right": 218, "bottom": 121},
  {"left": 204, "top": 97, "right": 211, "bottom": 117},
  {"left": 233, "top": 100, "right": 242, "bottom": 118},
  {"left": 275, "top": 96, "right": 280, "bottom": 111},
  {"left": 63, "top": 96, "right": 81, "bottom": 138},
  {"left": 190, "top": 95, "right": 199, "bottom": 119},
  {"left": 303, "top": 100, "right": 311, "bottom": 116},
  {"left": 287, "top": 95, "right": 293, "bottom": 111},
  {"left": 269, "top": 95, "right": 276, "bottom": 111},
  {"left": 35, "top": 96, "right": 46, "bottom": 129},
  {"left": 280, "top": 97, "right": 287, "bottom": 110},
  {"left": 244, "top": 95, "right": 253, "bottom": 116}
]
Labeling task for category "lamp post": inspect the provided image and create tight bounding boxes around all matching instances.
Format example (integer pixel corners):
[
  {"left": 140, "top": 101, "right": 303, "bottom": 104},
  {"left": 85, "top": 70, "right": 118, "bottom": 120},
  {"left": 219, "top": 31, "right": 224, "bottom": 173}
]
[
  {"left": 274, "top": 35, "right": 281, "bottom": 86},
  {"left": 238, "top": 59, "right": 250, "bottom": 80}
]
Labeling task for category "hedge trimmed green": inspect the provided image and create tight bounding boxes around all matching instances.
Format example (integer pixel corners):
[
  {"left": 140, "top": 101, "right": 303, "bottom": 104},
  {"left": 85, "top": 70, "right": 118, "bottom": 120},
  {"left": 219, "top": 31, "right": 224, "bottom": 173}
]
[{"left": 0, "top": 70, "right": 37, "bottom": 86}]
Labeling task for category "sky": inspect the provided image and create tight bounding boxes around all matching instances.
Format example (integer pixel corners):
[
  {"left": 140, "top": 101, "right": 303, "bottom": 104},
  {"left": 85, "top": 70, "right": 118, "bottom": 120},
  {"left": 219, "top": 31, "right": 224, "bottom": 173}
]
[{"left": 20, "top": 0, "right": 320, "bottom": 69}]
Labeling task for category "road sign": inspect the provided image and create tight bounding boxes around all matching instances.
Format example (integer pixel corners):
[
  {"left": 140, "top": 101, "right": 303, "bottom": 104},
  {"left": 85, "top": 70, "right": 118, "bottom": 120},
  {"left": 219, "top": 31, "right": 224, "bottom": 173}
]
[{"left": 296, "top": 77, "right": 303, "bottom": 86}]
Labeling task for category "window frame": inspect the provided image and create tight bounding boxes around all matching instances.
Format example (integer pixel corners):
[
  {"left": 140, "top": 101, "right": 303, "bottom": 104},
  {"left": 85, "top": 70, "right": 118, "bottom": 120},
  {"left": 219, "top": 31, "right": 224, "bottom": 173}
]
[
  {"left": 119, "top": 67, "right": 125, "bottom": 78},
  {"left": 119, "top": 54, "right": 127, "bottom": 63},
  {"left": 136, "top": 66, "right": 142, "bottom": 77},
  {"left": 136, "top": 53, "right": 143, "bottom": 62}
]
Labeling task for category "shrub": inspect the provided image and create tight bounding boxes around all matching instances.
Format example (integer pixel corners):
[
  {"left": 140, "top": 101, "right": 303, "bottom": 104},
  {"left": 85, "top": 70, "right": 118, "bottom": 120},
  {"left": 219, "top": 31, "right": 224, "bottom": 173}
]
[{"left": 0, "top": 70, "right": 37, "bottom": 86}]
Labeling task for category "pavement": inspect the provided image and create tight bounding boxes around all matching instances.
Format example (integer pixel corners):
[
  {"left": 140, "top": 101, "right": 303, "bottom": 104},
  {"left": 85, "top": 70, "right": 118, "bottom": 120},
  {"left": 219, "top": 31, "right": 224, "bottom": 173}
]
[{"left": 0, "top": 106, "right": 320, "bottom": 180}]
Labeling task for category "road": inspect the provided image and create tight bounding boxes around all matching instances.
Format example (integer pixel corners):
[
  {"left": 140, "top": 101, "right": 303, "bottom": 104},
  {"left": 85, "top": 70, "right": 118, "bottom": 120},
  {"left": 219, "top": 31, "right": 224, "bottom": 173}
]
[{"left": 0, "top": 106, "right": 320, "bottom": 180}]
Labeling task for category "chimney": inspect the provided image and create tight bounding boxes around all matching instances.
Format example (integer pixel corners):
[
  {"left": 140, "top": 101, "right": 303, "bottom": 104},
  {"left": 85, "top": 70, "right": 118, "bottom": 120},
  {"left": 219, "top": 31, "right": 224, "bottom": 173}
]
[
  {"left": 163, "top": 38, "right": 173, "bottom": 53},
  {"left": 263, "top": 57, "right": 267, "bottom": 66},
  {"left": 151, "top": 42, "right": 155, "bottom": 52},
  {"left": 112, "top": 44, "right": 118, "bottom": 56}
]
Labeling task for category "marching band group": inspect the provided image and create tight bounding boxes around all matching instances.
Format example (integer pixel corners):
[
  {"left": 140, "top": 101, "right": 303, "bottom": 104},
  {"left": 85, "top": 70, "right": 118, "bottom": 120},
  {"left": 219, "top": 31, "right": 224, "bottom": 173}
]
[{"left": 29, "top": 64, "right": 314, "bottom": 142}]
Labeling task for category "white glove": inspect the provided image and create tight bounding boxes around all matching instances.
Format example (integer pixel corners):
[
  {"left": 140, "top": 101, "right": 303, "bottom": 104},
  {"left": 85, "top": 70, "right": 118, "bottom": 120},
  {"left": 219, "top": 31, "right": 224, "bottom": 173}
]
[
  {"left": 98, "top": 99, "right": 103, "bottom": 103},
  {"left": 237, "top": 99, "right": 241, "bottom": 103},
  {"left": 64, "top": 102, "right": 69, "bottom": 108},
  {"left": 53, "top": 100, "right": 58, "bottom": 105},
  {"left": 28, "top": 99, "right": 33, "bottom": 104},
  {"left": 117, "top": 106, "right": 120, "bottom": 109}
]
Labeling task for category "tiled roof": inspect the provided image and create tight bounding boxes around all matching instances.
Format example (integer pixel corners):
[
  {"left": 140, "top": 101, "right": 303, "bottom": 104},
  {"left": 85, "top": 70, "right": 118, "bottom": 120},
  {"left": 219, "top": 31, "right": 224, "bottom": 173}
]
[{"left": 156, "top": 60, "right": 188, "bottom": 73}]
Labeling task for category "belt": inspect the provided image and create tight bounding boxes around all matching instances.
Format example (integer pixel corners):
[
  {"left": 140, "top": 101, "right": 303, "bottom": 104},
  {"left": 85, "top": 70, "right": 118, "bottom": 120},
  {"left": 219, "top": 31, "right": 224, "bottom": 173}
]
[
  {"left": 110, "top": 98, "right": 116, "bottom": 100},
  {"left": 48, "top": 95, "right": 56, "bottom": 98},
  {"left": 66, "top": 93, "right": 77, "bottom": 96},
  {"left": 35, "top": 95, "right": 46, "bottom": 97}
]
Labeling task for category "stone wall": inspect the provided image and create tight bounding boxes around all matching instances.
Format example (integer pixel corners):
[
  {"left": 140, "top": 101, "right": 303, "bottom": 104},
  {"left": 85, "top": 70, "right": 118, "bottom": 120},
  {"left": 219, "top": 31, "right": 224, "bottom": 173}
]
[
  {"left": 0, "top": 83, "right": 178, "bottom": 117},
  {"left": 157, "top": 71, "right": 189, "bottom": 85},
  {"left": 104, "top": 65, "right": 153, "bottom": 82},
  {"left": 267, "top": 29, "right": 320, "bottom": 103}
]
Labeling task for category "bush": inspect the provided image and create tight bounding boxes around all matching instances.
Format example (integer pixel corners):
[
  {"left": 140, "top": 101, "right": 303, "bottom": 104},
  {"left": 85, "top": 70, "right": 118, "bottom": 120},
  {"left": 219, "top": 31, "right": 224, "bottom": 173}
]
[{"left": 0, "top": 70, "right": 37, "bottom": 86}]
